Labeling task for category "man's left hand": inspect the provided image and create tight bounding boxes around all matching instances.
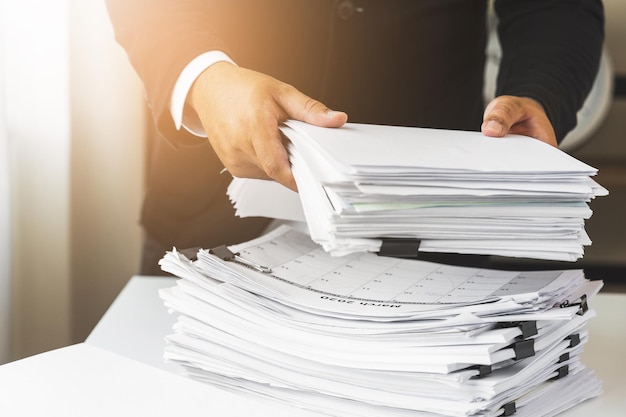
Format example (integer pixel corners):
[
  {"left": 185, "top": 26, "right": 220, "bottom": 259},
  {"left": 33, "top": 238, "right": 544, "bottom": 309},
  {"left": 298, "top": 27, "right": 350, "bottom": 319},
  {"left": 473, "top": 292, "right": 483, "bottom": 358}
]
[{"left": 481, "top": 95, "right": 558, "bottom": 147}]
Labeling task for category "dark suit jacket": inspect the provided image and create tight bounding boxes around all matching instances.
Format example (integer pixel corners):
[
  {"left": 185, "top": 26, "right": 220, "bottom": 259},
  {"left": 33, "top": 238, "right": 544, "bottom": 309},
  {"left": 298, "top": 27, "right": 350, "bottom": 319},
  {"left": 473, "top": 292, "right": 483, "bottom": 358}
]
[{"left": 105, "top": 0, "right": 604, "bottom": 250}]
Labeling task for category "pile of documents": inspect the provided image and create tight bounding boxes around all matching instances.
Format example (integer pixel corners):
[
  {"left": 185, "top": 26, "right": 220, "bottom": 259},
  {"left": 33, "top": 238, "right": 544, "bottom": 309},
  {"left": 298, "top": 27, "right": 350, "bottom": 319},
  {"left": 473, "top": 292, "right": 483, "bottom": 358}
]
[
  {"left": 159, "top": 225, "right": 602, "bottom": 417},
  {"left": 228, "top": 121, "right": 608, "bottom": 261}
]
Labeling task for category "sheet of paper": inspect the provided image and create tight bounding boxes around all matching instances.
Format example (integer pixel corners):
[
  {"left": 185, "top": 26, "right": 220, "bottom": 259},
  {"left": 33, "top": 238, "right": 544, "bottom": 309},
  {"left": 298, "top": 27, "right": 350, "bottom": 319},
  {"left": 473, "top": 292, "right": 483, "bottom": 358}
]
[
  {"left": 228, "top": 177, "right": 305, "bottom": 222},
  {"left": 283, "top": 120, "right": 598, "bottom": 175}
]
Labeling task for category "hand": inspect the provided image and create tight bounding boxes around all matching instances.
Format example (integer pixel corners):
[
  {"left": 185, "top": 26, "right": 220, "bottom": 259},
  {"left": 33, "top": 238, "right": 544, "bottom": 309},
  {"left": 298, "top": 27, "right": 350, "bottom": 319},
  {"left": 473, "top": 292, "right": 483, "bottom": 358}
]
[
  {"left": 188, "top": 62, "right": 348, "bottom": 191},
  {"left": 481, "top": 95, "right": 557, "bottom": 147}
]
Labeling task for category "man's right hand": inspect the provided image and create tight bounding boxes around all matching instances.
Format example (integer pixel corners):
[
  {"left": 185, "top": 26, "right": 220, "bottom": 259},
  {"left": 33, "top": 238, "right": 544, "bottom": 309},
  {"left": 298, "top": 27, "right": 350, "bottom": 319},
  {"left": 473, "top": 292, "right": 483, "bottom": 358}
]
[{"left": 188, "top": 61, "right": 348, "bottom": 191}]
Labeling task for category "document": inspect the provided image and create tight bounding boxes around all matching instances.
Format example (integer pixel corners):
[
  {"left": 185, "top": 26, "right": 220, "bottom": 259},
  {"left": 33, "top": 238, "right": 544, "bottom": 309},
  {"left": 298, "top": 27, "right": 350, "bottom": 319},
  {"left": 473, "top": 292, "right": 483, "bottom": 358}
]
[
  {"left": 162, "top": 225, "right": 598, "bottom": 320},
  {"left": 158, "top": 226, "right": 602, "bottom": 417},
  {"left": 228, "top": 121, "right": 608, "bottom": 261}
]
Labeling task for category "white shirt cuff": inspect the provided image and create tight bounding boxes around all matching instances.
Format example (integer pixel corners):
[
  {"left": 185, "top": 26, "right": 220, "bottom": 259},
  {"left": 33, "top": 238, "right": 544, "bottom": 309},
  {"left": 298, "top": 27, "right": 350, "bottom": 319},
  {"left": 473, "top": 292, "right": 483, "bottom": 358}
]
[{"left": 170, "top": 50, "right": 236, "bottom": 137}]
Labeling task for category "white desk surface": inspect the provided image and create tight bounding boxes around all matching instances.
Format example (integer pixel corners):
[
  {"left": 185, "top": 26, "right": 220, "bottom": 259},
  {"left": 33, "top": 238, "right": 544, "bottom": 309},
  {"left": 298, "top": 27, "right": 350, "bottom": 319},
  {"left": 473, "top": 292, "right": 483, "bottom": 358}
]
[
  {"left": 3, "top": 275, "right": 625, "bottom": 416},
  {"left": 0, "top": 342, "right": 322, "bottom": 417},
  {"left": 85, "top": 275, "right": 179, "bottom": 372}
]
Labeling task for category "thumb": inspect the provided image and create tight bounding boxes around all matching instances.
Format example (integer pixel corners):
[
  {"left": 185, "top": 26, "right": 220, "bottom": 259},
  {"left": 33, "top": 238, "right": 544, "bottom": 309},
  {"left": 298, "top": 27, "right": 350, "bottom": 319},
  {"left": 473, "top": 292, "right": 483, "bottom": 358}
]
[
  {"left": 277, "top": 84, "right": 348, "bottom": 127},
  {"left": 482, "top": 95, "right": 558, "bottom": 146},
  {"left": 481, "top": 95, "right": 522, "bottom": 137}
]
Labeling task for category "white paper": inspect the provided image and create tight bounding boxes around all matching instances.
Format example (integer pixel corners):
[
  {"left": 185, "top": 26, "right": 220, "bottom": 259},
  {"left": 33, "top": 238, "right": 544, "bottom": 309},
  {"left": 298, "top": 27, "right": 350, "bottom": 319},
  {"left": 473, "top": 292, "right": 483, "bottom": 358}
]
[
  {"left": 228, "top": 120, "right": 608, "bottom": 260},
  {"left": 157, "top": 226, "right": 602, "bottom": 417}
]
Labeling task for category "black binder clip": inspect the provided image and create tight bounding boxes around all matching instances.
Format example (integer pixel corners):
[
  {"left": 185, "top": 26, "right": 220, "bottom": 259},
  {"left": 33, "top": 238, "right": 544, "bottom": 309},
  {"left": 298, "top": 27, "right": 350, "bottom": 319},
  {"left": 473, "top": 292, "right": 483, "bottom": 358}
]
[
  {"left": 179, "top": 247, "right": 201, "bottom": 262},
  {"left": 378, "top": 238, "right": 421, "bottom": 259},
  {"left": 511, "top": 339, "right": 535, "bottom": 360},
  {"left": 502, "top": 401, "right": 517, "bottom": 416},
  {"left": 497, "top": 321, "right": 538, "bottom": 339},
  {"left": 559, "top": 294, "right": 588, "bottom": 316},
  {"left": 470, "top": 364, "right": 492, "bottom": 378},
  {"left": 566, "top": 333, "right": 581, "bottom": 348},
  {"left": 550, "top": 365, "right": 570, "bottom": 381},
  {"left": 209, "top": 245, "right": 273, "bottom": 274},
  {"left": 558, "top": 352, "right": 570, "bottom": 363}
]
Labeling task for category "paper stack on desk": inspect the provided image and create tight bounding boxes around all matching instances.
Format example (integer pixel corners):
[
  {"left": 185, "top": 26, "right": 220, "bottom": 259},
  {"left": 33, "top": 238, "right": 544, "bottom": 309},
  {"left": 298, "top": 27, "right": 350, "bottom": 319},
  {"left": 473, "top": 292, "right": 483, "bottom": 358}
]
[
  {"left": 228, "top": 121, "right": 607, "bottom": 261},
  {"left": 159, "top": 226, "right": 603, "bottom": 417}
]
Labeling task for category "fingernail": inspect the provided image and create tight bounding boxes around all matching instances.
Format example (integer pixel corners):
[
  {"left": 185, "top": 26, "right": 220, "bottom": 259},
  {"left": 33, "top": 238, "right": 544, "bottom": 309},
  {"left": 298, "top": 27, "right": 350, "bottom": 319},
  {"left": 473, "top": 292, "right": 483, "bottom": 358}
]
[
  {"left": 486, "top": 120, "right": 504, "bottom": 135},
  {"left": 323, "top": 109, "right": 347, "bottom": 125}
]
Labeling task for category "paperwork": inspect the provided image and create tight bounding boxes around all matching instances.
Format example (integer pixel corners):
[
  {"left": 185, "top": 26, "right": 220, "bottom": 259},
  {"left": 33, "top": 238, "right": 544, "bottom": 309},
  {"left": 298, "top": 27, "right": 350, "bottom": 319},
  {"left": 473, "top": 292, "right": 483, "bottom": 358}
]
[
  {"left": 228, "top": 121, "right": 608, "bottom": 261},
  {"left": 159, "top": 226, "right": 602, "bottom": 417}
]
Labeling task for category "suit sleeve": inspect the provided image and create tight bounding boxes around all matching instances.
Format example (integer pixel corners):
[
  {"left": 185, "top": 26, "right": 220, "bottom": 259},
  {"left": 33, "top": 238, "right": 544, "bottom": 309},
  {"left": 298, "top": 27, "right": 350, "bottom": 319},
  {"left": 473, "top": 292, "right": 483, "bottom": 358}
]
[
  {"left": 494, "top": 0, "right": 605, "bottom": 142},
  {"left": 105, "top": 0, "right": 226, "bottom": 145}
]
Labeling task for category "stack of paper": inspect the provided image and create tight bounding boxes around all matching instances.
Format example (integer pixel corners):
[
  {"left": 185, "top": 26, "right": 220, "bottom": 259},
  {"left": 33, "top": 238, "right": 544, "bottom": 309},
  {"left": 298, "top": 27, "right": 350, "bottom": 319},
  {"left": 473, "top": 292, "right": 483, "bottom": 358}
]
[
  {"left": 159, "top": 225, "right": 602, "bottom": 417},
  {"left": 228, "top": 121, "right": 608, "bottom": 261}
]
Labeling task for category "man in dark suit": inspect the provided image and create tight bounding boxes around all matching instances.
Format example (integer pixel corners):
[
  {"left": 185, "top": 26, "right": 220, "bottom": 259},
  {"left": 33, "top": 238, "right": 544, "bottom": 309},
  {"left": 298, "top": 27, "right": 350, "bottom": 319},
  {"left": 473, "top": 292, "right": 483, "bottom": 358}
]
[{"left": 105, "top": 0, "right": 604, "bottom": 275}]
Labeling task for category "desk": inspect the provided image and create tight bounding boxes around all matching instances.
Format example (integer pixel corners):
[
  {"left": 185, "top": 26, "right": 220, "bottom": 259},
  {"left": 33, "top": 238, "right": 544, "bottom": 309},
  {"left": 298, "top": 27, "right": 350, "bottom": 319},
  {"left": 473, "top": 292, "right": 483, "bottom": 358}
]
[
  {"left": 85, "top": 275, "right": 179, "bottom": 373},
  {"left": 2, "top": 276, "right": 625, "bottom": 416}
]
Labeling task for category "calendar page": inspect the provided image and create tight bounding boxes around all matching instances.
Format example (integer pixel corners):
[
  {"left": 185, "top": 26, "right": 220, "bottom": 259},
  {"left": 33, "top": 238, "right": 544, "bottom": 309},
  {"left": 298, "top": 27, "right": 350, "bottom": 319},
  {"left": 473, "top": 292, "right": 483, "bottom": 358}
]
[{"left": 219, "top": 226, "right": 586, "bottom": 319}]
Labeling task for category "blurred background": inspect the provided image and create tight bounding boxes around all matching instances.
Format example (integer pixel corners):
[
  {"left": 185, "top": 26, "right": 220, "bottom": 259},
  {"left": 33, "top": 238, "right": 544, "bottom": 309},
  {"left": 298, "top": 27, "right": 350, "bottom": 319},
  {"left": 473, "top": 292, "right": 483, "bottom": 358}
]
[{"left": 1, "top": 0, "right": 625, "bottom": 365}]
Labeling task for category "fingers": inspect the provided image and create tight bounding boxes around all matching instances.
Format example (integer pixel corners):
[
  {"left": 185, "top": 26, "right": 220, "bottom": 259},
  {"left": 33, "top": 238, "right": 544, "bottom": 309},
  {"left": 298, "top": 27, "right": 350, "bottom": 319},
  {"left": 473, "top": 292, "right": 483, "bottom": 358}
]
[
  {"left": 264, "top": 84, "right": 347, "bottom": 190},
  {"left": 277, "top": 83, "right": 348, "bottom": 128},
  {"left": 482, "top": 96, "right": 557, "bottom": 147},
  {"left": 250, "top": 118, "right": 298, "bottom": 191},
  {"left": 208, "top": 114, "right": 297, "bottom": 191},
  {"left": 187, "top": 64, "right": 294, "bottom": 188},
  {"left": 248, "top": 81, "right": 347, "bottom": 190},
  {"left": 481, "top": 97, "right": 514, "bottom": 137},
  {"left": 189, "top": 64, "right": 346, "bottom": 190},
  {"left": 226, "top": 75, "right": 347, "bottom": 190}
]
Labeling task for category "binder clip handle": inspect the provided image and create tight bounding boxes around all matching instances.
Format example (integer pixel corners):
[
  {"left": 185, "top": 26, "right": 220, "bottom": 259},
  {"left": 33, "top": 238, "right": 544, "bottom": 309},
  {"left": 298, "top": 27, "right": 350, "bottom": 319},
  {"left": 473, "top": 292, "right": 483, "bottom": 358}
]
[
  {"left": 209, "top": 245, "right": 272, "bottom": 274},
  {"left": 559, "top": 294, "right": 588, "bottom": 315}
]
